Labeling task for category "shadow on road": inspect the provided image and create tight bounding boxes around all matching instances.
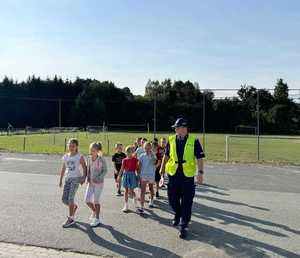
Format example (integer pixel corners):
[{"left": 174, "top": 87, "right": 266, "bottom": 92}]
[
  {"left": 74, "top": 222, "right": 181, "bottom": 258},
  {"left": 69, "top": 184, "right": 300, "bottom": 258},
  {"left": 145, "top": 185, "right": 300, "bottom": 258}
]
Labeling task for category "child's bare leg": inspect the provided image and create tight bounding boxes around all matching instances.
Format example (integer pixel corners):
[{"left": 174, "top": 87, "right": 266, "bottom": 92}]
[
  {"left": 132, "top": 189, "right": 136, "bottom": 199},
  {"left": 86, "top": 202, "right": 96, "bottom": 213},
  {"left": 156, "top": 182, "right": 159, "bottom": 193},
  {"left": 69, "top": 203, "right": 76, "bottom": 217},
  {"left": 95, "top": 204, "right": 100, "bottom": 219},
  {"left": 125, "top": 188, "right": 129, "bottom": 202},
  {"left": 149, "top": 184, "right": 154, "bottom": 200},
  {"left": 140, "top": 181, "right": 146, "bottom": 207},
  {"left": 118, "top": 176, "right": 122, "bottom": 192}
]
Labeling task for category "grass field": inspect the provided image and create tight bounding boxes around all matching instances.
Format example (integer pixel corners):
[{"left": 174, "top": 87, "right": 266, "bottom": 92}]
[{"left": 0, "top": 131, "right": 299, "bottom": 165}]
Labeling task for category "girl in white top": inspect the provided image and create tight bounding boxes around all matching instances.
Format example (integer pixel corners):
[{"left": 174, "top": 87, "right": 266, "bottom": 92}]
[
  {"left": 59, "top": 138, "right": 87, "bottom": 228},
  {"left": 85, "top": 142, "right": 108, "bottom": 227}
]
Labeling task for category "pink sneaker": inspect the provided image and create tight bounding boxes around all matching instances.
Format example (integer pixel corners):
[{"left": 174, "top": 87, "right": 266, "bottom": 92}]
[{"left": 62, "top": 217, "right": 75, "bottom": 228}]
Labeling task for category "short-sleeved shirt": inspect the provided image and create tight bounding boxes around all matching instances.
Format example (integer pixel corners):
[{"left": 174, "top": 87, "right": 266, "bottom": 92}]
[
  {"left": 157, "top": 146, "right": 164, "bottom": 160},
  {"left": 139, "top": 152, "right": 157, "bottom": 178},
  {"left": 154, "top": 147, "right": 163, "bottom": 168},
  {"left": 165, "top": 135, "right": 205, "bottom": 177},
  {"left": 112, "top": 152, "right": 126, "bottom": 171},
  {"left": 122, "top": 157, "right": 138, "bottom": 172},
  {"left": 135, "top": 147, "right": 145, "bottom": 159}
]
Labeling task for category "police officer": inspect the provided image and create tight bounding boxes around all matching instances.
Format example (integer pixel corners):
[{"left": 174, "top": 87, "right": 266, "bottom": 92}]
[{"left": 159, "top": 118, "right": 205, "bottom": 239}]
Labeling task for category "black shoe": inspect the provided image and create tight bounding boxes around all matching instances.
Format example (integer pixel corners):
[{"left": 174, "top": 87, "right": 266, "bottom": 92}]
[
  {"left": 179, "top": 227, "right": 188, "bottom": 239},
  {"left": 117, "top": 190, "right": 122, "bottom": 196},
  {"left": 155, "top": 191, "right": 160, "bottom": 198}
]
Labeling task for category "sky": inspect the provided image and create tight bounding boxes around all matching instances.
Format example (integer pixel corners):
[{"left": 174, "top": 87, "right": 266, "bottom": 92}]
[{"left": 1, "top": 0, "right": 300, "bottom": 95}]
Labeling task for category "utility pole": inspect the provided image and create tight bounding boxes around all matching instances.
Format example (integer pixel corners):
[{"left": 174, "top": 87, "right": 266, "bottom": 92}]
[
  {"left": 58, "top": 99, "right": 62, "bottom": 128},
  {"left": 256, "top": 91, "right": 260, "bottom": 161},
  {"left": 153, "top": 92, "right": 157, "bottom": 138},
  {"left": 202, "top": 92, "right": 206, "bottom": 151}
]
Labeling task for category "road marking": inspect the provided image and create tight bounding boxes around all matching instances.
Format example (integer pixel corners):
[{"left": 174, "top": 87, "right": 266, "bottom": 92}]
[
  {"left": 3, "top": 157, "right": 50, "bottom": 162},
  {"left": 0, "top": 170, "right": 56, "bottom": 176}
]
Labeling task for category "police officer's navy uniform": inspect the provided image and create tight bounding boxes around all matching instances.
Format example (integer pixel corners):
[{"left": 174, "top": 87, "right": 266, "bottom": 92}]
[{"left": 164, "top": 118, "right": 205, "bottom": 237}]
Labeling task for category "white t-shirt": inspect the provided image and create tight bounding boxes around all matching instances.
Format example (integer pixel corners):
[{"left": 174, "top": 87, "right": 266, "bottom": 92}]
[{"left": 62, "top": 153, "right": 82, "bottom": 178}]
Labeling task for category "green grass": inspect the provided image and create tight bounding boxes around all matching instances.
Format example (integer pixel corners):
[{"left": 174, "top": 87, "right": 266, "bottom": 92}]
[{"left": 0, "top": 132, "right": 299, "bottom": 165}]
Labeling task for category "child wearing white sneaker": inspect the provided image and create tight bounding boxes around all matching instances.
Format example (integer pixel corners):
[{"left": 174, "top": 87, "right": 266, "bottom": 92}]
[
  {"left": 59, "top": 138, "right": 87, "bottom": 228},
  {"left": 118, "top": 145, "right": 139, "bottom": 212},
  {"left": 85, "top": 142, "right": 107, "bottom": 227},
  {"left": 137, "top": 142, "right": 157, "bottom": 214}
]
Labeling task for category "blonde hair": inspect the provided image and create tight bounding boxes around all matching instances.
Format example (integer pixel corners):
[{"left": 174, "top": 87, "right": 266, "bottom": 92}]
[
  {"left": 89, "top": 142, "right": 102, "bottom": 152},
  {"left": 143, "top": 141, "right": 151, "bottom": 148},
  {"left": 125, "top": 145, "right": 133, "bottom": 154}
]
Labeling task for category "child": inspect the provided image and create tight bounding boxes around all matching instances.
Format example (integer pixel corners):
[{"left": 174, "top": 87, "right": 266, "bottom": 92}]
[
  {"left": 137, "top": 142, "right": 157, "bottom": 213},
  {"left": 112, "top": 143, "right": 126, "bottom": 196},
  {"left": 135, "top": 137, "right": 147, "bottom": 159},
  {"left": 134, "top": 137, "right": 142, "bottom": 151},
  {"left": 85, "top": 142, "right": 107, "bottom": 227},
  {"left": 59, "top": 138, "right": 87, "bottom": 228},
  {"left": 160, "top": 137, "right": 167, "bottom": 154},
  {"left": 159, "top": 137, "right": 167, "bottom": 188},
  {"left": 118, "top": 145, "right": 139, "bottom": 212},
  {"left": 152, "top": 141, "right": 162, "bottom": 198}
]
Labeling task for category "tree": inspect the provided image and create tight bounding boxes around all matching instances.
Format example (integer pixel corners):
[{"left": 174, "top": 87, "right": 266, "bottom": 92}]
[{"left": 274, "top": 78, "right": 289, "bottom": 103}]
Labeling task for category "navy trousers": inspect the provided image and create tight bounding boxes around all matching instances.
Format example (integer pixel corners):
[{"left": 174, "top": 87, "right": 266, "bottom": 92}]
[{"left": 167, "top": 172, "right": 195, "bottom": 227}]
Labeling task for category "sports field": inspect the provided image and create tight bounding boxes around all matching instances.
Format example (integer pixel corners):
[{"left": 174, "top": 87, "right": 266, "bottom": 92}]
[{"left": 0, "top": 132, "right": 299, "bottom": 165}]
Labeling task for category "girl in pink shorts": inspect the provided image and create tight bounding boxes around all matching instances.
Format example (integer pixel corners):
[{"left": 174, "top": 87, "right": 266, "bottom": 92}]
[{"left": 85, "top": 142, "right": 107, "bottom": 227}]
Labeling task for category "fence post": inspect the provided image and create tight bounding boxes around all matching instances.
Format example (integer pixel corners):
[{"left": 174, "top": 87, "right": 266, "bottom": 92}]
[
  {"left": 53, "top": 134, "right": 56, "bottom": 145},
  {"left": 225, "top": 135, "right": 229, "bottom": 161},
  {"left": 102, "top": 121, "right": 106, "bottom": 141},
  {"left": 58, "top": 98, "right": 62, "bottom": 128},
  {"left": 64, "top": 138, "right": 67, "bottom": 152},
  {"left": 23, "top": 137, "right": 26, "bottom": 152}
]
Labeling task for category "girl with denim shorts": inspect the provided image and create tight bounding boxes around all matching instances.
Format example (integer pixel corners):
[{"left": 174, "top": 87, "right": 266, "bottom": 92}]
[
  {"left": 59, "top": 138, "right": 87, "bottom": 228},
  {"left": 117, "top": 145, "right": 139, "bottom": 212}
]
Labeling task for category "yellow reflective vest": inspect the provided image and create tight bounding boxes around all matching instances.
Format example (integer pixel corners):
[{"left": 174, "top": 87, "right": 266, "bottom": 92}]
[{"left": 165, "top": 134, "right": 196, "bottom": 177}]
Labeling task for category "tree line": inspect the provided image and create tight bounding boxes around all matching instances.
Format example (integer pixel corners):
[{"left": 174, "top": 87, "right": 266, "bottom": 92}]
[{"left": 0, "top": 75, "right": 299, "bottom": 134}]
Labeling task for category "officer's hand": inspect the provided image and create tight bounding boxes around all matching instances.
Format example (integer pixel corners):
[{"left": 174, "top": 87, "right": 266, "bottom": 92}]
[
  {"left": 159, "top": 177, "right": 164, "bottom": 187},
  {"left": 197, "top": 174, "right": 203, "bottom": 185}
]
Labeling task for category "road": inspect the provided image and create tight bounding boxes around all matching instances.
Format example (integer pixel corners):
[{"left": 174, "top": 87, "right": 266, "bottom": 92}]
[{"left": 0, "top": 152, "right": 300, "bottom": 258}]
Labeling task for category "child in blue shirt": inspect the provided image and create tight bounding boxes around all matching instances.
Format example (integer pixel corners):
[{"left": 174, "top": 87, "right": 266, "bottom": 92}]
[{"left": 137, "top": 142, "right": 157, "bottom": 213}]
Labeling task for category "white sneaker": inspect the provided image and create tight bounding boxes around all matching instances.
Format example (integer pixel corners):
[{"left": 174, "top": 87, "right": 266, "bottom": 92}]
[
  {"left": 89, "top": 213, "right": 96, "bottom": 221},
  {"left": 90, "top": 218, "right": 101, "bottom": 227},
  {"left": 122, "top": 203, "right": 129, "bottom": 212}
]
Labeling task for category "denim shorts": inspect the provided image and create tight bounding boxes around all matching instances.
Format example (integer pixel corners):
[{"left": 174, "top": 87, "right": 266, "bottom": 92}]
[
  {"left": 122, "top": 171, "right": 138, "bottom": 189},
  {"left": 62, "top": 177, "right": 80, "bottom": 205}
]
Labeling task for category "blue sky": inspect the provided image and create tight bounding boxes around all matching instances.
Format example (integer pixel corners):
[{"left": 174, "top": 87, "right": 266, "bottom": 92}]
[{"left": 1, "top": 0, "right": 300, "bottom": 95}]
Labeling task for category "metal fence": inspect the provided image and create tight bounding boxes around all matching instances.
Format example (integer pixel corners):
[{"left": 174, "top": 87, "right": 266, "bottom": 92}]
[{"left": 0, "top": 88, "right": 300, "bottom": 164}]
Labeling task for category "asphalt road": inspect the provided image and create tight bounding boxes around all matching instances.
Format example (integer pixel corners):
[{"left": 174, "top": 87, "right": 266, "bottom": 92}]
[{"left": 0, "top": 152, "right": 300, "bottom": 258}]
